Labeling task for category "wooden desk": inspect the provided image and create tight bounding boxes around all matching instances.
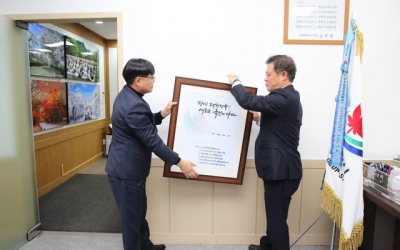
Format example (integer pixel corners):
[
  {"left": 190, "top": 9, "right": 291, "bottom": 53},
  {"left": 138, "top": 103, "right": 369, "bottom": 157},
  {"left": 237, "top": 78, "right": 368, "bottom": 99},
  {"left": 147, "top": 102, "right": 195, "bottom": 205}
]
[{"left": 359, "top": 185, "right": 400, "bottom": 250}]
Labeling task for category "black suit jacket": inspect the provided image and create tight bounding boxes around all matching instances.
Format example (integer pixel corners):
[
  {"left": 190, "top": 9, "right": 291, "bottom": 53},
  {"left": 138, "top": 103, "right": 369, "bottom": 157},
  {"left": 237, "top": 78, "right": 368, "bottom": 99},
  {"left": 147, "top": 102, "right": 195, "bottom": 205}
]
[
  {"left": 106, "top": 85, "right": 180, "bottom": 180},
  {"left": 231, "top": 84, "right": 302, "bottom": 180}
]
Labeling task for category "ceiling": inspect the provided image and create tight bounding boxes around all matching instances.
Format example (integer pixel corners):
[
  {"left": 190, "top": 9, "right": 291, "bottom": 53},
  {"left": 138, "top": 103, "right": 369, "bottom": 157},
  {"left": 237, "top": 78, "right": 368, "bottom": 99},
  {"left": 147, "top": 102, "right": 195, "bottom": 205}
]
[
  {"left": 23, "top": 17, "right": 118, "bottom": 40},
  {"left": 80, "top": 21, "right": 117, "bottom": 40}
]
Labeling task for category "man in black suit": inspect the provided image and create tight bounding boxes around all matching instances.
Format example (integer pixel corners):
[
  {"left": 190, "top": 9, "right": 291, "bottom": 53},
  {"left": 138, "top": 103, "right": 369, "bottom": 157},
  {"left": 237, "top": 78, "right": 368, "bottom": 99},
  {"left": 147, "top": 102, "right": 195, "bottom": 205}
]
[
  {"left": 106, "top": 58, "right": 199, "bottom": 250},
  {"left": 227, "top": 55, "right": 302, "bottom": 250}
]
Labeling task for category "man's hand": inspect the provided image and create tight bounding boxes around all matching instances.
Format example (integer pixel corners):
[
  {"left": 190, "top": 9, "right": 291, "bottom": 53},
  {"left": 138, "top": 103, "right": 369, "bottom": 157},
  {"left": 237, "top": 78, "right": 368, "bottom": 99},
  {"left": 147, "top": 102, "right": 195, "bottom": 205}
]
[
  {"left": 161, "top": 101, "right": 178, "bottom": 118},
  {"left": 249, "top": 110, "right": 260, "bottom": 123},
  {"left": 226, "top": 73, "right": 240, "bottom": 85},
  {"left": 177, "top": 159, "right": 199, "bottom": 179}
]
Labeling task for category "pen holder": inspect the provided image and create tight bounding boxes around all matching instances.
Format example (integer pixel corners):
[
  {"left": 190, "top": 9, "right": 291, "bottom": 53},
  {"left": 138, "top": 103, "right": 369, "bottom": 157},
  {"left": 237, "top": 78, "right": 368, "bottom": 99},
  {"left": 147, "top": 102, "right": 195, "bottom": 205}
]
[
  {"left": 363, "top": 163, "right": 378, "bottom": 181},
  {"left": 373, "top": 169, "right": 388, "bottom": 189},
  {"left": 363, "top": 163, "right": 400, "bottom": 205}
]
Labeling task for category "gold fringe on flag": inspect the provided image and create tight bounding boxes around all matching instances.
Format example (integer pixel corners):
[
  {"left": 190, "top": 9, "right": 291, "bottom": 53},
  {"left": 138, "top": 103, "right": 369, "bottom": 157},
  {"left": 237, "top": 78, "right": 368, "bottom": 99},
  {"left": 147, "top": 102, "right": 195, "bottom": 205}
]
[
  {"left": 321, "top": 182, "right": 364, "bottom": 250},
  {"left": 354, "top": 25, "right": 364, "bottom": 63},
  {"left": 340, "top": 220, "right": 364, "bottom": 250},
  {"left": 321, "top": 182, "right": 342, "bottom": 228}
]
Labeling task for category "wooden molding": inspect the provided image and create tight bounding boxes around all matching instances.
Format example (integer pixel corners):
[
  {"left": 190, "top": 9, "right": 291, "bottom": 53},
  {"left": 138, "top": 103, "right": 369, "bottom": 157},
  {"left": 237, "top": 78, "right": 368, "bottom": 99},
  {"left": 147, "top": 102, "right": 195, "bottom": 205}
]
[
  {"left": 34, "top": 120, "right": 109, "bottom": 150},
  {"left": 37, "top": 153, "right": 104, "bottom": 197}
]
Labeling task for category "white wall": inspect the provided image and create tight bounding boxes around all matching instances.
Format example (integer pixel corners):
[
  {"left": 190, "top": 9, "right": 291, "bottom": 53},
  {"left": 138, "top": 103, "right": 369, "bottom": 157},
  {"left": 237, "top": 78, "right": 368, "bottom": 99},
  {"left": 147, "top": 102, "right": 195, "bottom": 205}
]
[{"left": 1, "top": 0, "right": 400, "bottom": 160}]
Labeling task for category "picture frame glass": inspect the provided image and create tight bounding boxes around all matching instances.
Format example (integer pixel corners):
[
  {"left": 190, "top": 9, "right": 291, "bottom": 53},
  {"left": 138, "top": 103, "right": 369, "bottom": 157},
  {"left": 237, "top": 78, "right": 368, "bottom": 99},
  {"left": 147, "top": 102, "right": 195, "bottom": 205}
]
[
  {"left": 31, "top": 80, "right": 67, "bottom": 132},
  {"left": 65, "top": 37, "right": 99, "bottom": 82},
  {"left": 67, "top": 82, "right": 101, "bottom": 124},
  {"left": 28, "top": 23, "right": 65, "bottom": 78},
  {"left": 284, "top": 0, "right": 350, "bottom": 45},
  {"left": 164, "top": 77, "right": 257, "bottom": 184}
]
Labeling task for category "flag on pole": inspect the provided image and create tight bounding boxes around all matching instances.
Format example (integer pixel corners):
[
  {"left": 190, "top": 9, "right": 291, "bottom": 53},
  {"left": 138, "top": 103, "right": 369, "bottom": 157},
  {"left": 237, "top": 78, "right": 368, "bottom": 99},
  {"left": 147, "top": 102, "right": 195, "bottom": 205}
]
[{"left": 321, "top": 12, "right": 364, "bottom": 250}]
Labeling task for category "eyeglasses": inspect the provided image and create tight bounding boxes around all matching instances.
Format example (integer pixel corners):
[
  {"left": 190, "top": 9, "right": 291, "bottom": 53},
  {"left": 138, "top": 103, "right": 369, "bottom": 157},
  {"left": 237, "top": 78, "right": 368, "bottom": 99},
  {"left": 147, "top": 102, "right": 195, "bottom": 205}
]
[{"left": 141, "top": 76, "right": 156, "bottom": 81}]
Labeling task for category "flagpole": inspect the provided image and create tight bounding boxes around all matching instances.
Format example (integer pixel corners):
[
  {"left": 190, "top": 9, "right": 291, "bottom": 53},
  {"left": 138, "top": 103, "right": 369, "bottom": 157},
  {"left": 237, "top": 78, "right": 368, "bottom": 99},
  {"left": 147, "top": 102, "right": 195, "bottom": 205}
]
[
  {"left": 290, "top": 211, "right": 335, "bottom": 249},
  {"left": 320, "top": 11, "right": 365, "bottom": 249},
  {"left": 330, "top": 221, "right": 336, "bottom": 250},
  {"left": 290, "top": 212, "right": 326, "bottom": 248},
  {"left": 291, "top": 175, "right": 336, "bottom": 249}
]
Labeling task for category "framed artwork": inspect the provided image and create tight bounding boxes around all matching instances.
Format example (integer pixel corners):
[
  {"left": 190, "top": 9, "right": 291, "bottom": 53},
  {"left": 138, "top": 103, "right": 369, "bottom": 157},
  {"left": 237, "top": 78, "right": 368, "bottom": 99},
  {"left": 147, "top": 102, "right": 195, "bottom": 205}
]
[
  {"left": 27, "top": 23, "right": 65, "bottom": 78},
  {"left": 65, "top": 36, "right": 99, "bottom": 82},
  {"left": 67, "top": 82, "right": 100, "bottom": 124},
  {"left": 31, "top": 80, "right": 67, "bottom": 132},
  {"left": 163, "top": 77, "right": 257, "bottom": 185},
  {"left": 283, "top": 0, "right": 350, "bottom": 45}
]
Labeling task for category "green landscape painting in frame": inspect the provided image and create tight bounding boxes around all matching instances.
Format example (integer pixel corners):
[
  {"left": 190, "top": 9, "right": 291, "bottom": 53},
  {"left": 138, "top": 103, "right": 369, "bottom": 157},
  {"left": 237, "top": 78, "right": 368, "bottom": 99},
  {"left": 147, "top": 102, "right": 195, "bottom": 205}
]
[
  {"left": 65, "top": 36, "right": 99, "bottom": 82},
  {"left": 28, "top": 23, "right": 65, "bottom": 78},
  {"left": 31, "top": 80, "right": 67, "bottom": 132}
]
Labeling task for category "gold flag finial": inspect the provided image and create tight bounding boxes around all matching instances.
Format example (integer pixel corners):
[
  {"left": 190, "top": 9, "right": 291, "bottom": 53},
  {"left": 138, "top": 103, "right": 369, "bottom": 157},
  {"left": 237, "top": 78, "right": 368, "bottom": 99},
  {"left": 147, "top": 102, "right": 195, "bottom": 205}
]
[{"left": 354, "top": 25, "right": 364, "bottom": 63}]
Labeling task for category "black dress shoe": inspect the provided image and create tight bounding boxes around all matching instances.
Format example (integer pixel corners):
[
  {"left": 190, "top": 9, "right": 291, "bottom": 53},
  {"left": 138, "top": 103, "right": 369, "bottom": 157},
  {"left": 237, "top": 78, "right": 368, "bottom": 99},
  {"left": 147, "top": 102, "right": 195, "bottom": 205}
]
[
  {"left": 248, "top": 244, "right": 262, "bottom": 250},
  {"left": 151, "top": 244, "right": 166, "bottom": 250}
]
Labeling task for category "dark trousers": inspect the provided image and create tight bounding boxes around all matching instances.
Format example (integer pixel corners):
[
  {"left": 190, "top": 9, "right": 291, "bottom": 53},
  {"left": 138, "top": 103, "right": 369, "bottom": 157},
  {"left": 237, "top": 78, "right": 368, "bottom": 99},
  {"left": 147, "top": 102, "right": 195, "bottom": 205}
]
[
  {"left": 108, "top": 175, "right": 154, "bottom": 250},
  {"left": 260, "top": 178, "right": 301, "bottom": 250}
]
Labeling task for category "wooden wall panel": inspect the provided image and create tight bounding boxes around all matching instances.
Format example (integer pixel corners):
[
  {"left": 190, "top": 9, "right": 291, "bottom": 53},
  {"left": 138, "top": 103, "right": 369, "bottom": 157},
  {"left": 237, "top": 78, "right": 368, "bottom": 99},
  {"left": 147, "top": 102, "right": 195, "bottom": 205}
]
[
  {"left": 256, "top": 176, "right": 267, "bottom": 235},
  {"left": 61, "top": 137, "right": 80, "bottom": 175},
  {"left": 288, "top": 181, "right": 303, "bottom": 235},
  {"left": 35, "top": 147, "right": 62, "bottom": 189},
  {"left": 35, "top": 124, "right": 106, "bottom": 197},
  {"left": 148, "top": 159, "right": 335, "bottom": 246},
  {"left": 170, "top": 178, "right": 214, "bottom": 234},
  {"left": 213, "top": 168, "right": 258, "bottom": 234},
  {"left": 299, "top": 168, "right": 334, "bottom": 236},
  {"left": 147, "top": 167, "right": 170, "bottom": 234},
  {"left": 60, "top": 129, "right": 104, "bottom": 175}
]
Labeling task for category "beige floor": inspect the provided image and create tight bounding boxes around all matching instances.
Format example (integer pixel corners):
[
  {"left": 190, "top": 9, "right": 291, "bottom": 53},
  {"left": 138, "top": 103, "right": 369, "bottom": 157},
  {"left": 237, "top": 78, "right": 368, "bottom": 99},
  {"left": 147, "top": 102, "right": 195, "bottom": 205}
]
[
  {"left": 79, "top": 157, "right": 107, "bottom": 175},
  {"left": 19, "top": 231, "right": 335, "bottom": 250}
]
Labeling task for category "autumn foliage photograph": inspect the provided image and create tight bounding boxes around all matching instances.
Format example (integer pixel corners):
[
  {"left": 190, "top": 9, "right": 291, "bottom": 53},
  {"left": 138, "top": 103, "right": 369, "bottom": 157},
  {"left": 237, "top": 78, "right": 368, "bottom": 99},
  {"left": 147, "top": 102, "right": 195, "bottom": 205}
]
[{"left": 31, "top": 80, "right": 67, "bottom": 132}]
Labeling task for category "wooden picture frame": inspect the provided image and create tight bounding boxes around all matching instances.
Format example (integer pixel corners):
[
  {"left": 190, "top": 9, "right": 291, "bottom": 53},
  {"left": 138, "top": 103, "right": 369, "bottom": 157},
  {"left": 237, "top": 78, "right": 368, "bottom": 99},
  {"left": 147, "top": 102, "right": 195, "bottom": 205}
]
[
  {"left": 284, "top": 0, "right": 350, "bottom": 45},
  {"left": 163, "top": 77, "right": 257, "bottom": 185}
]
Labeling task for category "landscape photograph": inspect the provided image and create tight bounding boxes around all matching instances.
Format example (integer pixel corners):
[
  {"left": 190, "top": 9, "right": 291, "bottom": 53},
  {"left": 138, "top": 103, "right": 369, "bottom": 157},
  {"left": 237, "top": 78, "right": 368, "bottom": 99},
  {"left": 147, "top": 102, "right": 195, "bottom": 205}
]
[{"left": 28, "top": 24, "right": 65, "bottom": 78}]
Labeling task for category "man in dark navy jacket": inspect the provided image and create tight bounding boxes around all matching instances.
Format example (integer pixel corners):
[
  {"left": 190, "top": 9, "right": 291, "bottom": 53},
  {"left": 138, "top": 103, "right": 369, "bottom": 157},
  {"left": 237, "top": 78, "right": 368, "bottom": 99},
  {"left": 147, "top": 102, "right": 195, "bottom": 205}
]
[
  {"left": 227, "top": 55, "right": 302, "bottom": 250},
  {"left": 106, "top": 58, "right": 199, "bottom": 250}
]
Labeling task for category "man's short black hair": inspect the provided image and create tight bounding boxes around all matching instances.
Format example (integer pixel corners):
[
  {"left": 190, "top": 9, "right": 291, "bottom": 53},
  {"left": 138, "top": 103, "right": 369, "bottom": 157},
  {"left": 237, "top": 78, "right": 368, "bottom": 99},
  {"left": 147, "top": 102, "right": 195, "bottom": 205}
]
[
  {"left": 122, "top": 58, "right": 155, "bottom": 85},
  {"left": 266, "top": 55, "right": 297, "bottom": 82}
]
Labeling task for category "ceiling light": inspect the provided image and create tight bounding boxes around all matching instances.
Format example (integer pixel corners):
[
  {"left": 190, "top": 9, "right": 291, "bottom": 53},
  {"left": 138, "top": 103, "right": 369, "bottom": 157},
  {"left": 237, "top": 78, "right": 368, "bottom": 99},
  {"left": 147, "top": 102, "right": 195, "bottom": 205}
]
[
  {"left": 44, "top": 41, "right": 64, "bottom": 47},
  {"left": 36, "top": 48, "right": 52, "bottom": 52},
  {"left": 95, "top": 21, "right": 103, "bottom": 24},
  {"left": 43, "top": 41, "right": 75, "bottom": 47},
  {"left": 81, "top": 52, "right": 94, "bottom": 55}
]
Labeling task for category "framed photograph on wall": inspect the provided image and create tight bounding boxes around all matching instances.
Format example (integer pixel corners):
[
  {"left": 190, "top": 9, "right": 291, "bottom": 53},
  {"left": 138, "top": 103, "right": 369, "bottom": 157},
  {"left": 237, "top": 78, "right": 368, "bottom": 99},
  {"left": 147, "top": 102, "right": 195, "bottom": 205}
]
[
  {"left": 27, "top": 23, "right": 65, "bottom": 78},
  {"left": 31, "top": 80, "right": 67, "bottom": 132},
  {"left": 283, "top": 0, "right": 350, "bottom": 45},
  {"left": 67, "top": 82, "right": 100, "bottom": 124},
  {"left": 65, "top": 36, "right": 99, "bottom": 82},
  {"left": 163, "top": 77, "right": 257, "bottom": 185}
]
